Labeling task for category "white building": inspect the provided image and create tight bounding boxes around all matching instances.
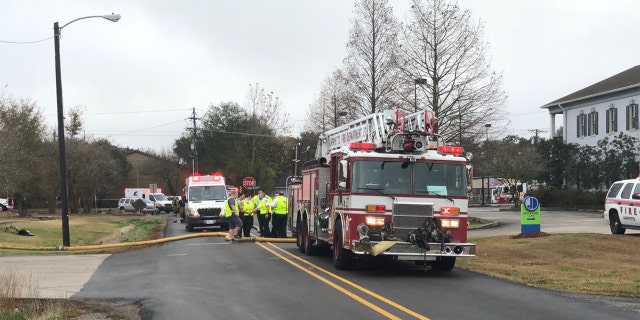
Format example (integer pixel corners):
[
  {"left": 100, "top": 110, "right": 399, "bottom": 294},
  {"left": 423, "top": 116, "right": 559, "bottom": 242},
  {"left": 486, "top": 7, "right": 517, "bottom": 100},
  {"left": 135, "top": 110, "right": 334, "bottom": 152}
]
[{"left": 541, "top": 65, "right": 640, "bottom": 147}]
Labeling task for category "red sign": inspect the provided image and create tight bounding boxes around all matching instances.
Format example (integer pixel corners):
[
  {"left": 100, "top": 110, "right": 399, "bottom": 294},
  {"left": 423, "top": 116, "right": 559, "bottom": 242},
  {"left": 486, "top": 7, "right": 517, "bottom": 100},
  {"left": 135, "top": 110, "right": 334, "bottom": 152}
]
[{"left": 242, "top": 177, "right": 257, "bottom": 189}]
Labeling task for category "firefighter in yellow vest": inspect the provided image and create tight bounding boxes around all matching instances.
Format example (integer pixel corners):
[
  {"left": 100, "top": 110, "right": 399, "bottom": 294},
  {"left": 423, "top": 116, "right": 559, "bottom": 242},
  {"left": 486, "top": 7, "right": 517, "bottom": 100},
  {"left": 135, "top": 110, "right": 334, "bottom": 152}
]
[
  {"left": 240, "top": 194, "right": 256, "bottom": 237},
  {"left": 253, "top": 190, "right": 272, "bottom": 237},
  {"left": 270, "top": 191, "right": 288, "bottom": 238},
  {"left": 221, "top": 188, "right": 242, "bottom": 243}
]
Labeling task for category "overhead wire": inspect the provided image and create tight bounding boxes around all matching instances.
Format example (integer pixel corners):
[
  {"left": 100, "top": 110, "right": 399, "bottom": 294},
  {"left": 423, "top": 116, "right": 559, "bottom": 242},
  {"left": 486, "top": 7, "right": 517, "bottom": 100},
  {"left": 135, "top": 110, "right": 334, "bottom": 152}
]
[{"left": 0, "top": 37, "right": 53, "bottom": 44}]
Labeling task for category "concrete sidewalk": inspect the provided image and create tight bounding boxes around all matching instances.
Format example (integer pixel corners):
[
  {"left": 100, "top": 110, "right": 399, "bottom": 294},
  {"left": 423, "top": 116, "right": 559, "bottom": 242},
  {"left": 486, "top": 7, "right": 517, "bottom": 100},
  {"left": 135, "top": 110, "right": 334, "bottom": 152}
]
[{"left": 0, "top": 254, "right": 109, "bottom": 298}]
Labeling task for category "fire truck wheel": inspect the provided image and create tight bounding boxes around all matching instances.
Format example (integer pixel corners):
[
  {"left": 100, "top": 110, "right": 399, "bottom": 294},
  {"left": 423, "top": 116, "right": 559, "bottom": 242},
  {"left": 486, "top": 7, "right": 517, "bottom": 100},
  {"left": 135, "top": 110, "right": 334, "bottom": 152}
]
[
  {"left": 609, "top": 212, "right": 626, "bottom": 235},
  {"left": 432, "top": 256, "right": 456, "bottom": 272},
  {"left": 332, "top": 220, "right": 353, "bottom": 270},
  {"left": 186, "top": 224, "right": 194, "bottom": 232},
  {"left": 297, "top": 218, "right": 306, "bottom": 253}
]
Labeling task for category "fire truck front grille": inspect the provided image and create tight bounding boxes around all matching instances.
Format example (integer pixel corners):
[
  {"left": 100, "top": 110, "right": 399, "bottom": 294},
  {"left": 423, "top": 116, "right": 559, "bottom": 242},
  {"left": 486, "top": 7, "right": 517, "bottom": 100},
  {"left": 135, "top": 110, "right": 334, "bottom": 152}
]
[
  {"left": 392, "top": 203, "right": 433, "bottom": 241},
  {"left": 197, "top": 208, "right": 222, "bottom": 217}
]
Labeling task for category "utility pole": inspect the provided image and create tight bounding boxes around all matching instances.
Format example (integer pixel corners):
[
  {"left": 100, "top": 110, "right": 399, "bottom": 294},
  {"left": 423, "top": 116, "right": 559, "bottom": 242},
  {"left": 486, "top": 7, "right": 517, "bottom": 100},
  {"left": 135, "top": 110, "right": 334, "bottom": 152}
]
[
  {"left": 528, "top": 129, "right": 546, "bottom": 144},
  {"left": 188, "top": 107, "right": 200, "bottom": 175}
]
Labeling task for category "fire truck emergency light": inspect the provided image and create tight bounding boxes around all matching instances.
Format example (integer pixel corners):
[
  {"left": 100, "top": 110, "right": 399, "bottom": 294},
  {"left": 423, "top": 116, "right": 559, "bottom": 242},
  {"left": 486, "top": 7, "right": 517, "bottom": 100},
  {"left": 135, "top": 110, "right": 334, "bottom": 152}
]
[
  {"left": 365, "top": 204, "right": 386, "bottom": 213},
  {"left": 349, "top": 142, "right": 376, "bottom": 151},
  {"left": 440, "top": 219, "right": 460, "bottom": 228},
  {"left": 365, "top": 217, "right": 385, "bottom": 226},
  {"left": 440, "top": 206, "right": 460, "bottom": 216},
  {"left": 437, "top": 145, "right": 465, "bottom": 156}
]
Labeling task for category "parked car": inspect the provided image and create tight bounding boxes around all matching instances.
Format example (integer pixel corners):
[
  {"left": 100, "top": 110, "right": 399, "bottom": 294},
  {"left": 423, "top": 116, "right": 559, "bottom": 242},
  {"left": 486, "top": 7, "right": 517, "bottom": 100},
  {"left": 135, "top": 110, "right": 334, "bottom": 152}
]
[
  {"left": 118, "top": 197, "right": 135, "bottom": 212},
  {"left": 604, "top": 178, "right": 640, "bottom": 234},
  {"left": 118, "top": 197, "right": 158, "bottom": 214}
]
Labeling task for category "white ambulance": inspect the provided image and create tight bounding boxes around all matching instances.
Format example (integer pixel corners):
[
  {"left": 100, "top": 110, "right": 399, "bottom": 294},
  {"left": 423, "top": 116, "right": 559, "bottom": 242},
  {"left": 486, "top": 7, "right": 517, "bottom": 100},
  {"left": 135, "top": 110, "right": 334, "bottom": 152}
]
[
  {"left": 604, "top": 177, "right": 640, "bottom": 234},
  {"left": 183, "top": 174, "right": 229, "bottom": 232}
]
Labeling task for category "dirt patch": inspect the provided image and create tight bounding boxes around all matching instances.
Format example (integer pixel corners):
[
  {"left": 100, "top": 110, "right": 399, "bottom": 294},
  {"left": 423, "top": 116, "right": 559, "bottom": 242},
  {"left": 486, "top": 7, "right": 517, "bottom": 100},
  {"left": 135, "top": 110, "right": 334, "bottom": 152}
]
[
  {"left": 510, "top": 231, "right": 550, "bottom": 239},
  {"left": 3, "top": 298, "right": 148, "bottom": 320},
  {"left": 95, "top": 224, "right": 135, "bottom": 245}
]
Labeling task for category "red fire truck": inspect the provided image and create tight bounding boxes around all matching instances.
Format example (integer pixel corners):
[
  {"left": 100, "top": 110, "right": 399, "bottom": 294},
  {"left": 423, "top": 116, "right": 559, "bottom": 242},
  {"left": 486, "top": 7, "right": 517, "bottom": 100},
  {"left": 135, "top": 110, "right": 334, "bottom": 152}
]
[{"left": 289, "top": 108, "right": 476, "bottom": 270}]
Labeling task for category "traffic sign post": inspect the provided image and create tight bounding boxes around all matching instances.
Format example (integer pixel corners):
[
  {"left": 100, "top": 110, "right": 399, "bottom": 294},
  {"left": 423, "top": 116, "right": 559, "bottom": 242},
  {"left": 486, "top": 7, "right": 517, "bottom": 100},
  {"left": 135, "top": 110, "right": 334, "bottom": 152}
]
[{"left": 521, "top": 196, "right": 541, "bottom": 234}]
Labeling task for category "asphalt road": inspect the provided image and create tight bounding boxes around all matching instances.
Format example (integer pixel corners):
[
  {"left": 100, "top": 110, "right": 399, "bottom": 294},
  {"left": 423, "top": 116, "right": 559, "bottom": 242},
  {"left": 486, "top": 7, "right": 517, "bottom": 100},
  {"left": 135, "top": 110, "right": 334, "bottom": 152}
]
[{"left": 72, "top": 210, "right": 640, "bottom": 319}]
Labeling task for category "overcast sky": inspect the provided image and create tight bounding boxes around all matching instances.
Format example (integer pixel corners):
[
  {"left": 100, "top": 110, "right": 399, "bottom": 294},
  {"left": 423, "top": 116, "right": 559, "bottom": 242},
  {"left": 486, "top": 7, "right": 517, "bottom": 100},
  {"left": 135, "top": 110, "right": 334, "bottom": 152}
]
[{"left": 2, "top": 0, "right": 639, "bottom": 152}]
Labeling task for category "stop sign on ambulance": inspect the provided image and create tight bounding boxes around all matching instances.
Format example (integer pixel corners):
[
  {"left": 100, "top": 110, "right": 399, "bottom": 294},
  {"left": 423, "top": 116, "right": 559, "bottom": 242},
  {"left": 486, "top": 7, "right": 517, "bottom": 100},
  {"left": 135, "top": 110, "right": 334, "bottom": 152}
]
[{"left": 242, "top": 177, "right": 256, "bottom": 189}]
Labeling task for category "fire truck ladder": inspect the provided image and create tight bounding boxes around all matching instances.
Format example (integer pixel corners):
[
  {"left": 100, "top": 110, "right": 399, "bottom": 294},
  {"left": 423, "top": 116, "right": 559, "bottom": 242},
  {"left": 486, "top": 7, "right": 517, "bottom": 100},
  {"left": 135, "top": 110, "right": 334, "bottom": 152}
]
[{"left": 316, "top": 108, "right": 440, "bottom": 159}]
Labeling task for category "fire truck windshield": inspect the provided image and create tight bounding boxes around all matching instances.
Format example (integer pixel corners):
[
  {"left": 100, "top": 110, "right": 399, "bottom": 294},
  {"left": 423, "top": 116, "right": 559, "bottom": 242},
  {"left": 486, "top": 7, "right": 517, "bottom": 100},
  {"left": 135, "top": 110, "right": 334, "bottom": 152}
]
[{"left": 351, "top": 160, "right": 467, "bottom": 196}]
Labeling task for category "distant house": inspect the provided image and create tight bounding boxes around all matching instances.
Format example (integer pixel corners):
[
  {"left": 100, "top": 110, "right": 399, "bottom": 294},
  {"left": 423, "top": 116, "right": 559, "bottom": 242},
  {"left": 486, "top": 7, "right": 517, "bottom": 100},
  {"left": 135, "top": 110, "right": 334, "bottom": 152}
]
[
  {"left": 125, "top": 150, "right": 189, "bottom": 195},
  {"left": 541, "top": 65, "right": 640, "bottom": 147}
]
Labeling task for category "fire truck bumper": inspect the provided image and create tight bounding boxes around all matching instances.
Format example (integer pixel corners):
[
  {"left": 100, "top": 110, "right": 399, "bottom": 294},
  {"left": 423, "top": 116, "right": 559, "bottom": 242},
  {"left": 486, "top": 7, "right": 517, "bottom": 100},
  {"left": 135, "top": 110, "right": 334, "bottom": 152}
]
[{"left": 352, "top": 240, "right": 476, "bottom": 260}]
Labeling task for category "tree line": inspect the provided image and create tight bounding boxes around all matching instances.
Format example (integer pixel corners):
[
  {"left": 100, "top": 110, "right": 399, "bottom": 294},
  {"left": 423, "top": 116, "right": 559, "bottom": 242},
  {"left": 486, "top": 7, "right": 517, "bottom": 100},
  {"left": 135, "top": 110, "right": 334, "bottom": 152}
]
[{"left": 467, "top": 132, "right": 639, "bottom": 193}]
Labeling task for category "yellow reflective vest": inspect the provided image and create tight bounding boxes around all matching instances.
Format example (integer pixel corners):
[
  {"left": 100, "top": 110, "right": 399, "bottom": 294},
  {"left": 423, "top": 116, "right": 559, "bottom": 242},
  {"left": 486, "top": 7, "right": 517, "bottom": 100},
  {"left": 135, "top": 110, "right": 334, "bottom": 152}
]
[
  {"left": 273, "top": 195, "right": 288, "bottom": 215},
  {"left": 253, "top": 195, "right": 272, "bottom": 214},
  {"left": 243, "top": 199, "right": 255, "bottom": 216},
  {"left": 225, "top": 196, "right": 239, "bottom": 217}
]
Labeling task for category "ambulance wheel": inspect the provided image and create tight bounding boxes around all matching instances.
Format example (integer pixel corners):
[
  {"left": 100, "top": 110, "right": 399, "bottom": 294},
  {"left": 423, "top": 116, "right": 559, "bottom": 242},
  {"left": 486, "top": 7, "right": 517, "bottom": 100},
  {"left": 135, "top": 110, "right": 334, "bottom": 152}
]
[
  {"left": 609, "top": 212, "right": 626, "bottom": 234},
  {"left": 297, "top": 219, "right": 306, "bottom": 253},
  {"left": 432, "top": 257, "right": 456, "bottom": 272},
  {"left": 332, "top": 220, "right": 353, "bottom": 270}
]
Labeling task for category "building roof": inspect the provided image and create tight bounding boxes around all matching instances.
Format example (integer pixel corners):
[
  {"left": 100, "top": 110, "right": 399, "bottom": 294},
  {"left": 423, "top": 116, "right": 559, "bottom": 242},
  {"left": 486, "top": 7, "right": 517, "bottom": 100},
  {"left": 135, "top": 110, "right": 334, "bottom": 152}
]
[{"left": 541, "top": 65, "right": 640, "bottom": 110}]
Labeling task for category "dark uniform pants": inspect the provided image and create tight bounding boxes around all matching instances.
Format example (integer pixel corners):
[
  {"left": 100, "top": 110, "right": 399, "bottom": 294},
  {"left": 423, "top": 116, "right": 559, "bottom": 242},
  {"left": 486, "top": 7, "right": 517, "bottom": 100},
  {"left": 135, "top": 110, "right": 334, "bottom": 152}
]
[
  {"left": 258, "top": 212, "right": 270, "bottom": 236},
  {"left": 271, "top": 213, "right": 287, "bottom": 238},
  {"left": 241, "top": 214, "right": 254, "bottom": 237}
]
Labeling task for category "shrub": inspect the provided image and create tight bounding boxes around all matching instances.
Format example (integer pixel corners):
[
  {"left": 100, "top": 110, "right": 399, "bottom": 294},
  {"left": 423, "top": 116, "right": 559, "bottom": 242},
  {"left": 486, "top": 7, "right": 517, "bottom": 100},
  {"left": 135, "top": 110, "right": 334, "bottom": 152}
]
[{"left": 526, "top": 188, "right": 605, "bottom": 210}]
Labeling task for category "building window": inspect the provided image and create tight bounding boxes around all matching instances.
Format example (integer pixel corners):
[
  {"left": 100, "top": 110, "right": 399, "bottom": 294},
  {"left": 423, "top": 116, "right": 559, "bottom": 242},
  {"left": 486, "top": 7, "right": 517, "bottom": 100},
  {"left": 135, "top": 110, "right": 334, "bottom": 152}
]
[
  {"left": 577, "top": 113, "right": 587, "bottom": 137},
  {"left": 587, "top": 111, "right": 598, "bottom": 136},
  {"left": 626, "top": 101, "right": 638, "bottom": 130},
  {"left": 606, "top": 106, "right": 617, "bottom": 133}
]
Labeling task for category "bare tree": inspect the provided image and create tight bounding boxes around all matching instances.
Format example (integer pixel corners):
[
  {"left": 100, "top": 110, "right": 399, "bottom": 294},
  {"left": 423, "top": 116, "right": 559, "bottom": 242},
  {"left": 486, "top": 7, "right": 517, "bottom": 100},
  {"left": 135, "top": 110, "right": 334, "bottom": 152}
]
[
  {"left": 344, "top": 0, "right": 401, "bottom": 117},
  {"left": 484, "top": 136, "right": 545, "bottom": 207},
  {"left": 245, "top": 83, "right": 291, "bottom": 136},
  {"left": 399, "top": 0, "right": 507, "bottom": 144},
  {"left": 304, "top": 68, "right": 355, "bottom": 134},
  {"left": 65, "top": 105, "right": 85, "bottom": 138}
]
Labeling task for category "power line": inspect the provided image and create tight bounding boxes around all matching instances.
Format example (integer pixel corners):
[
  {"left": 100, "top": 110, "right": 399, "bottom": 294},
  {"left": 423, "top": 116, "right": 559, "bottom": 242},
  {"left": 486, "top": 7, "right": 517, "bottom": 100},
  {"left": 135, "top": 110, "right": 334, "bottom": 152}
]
[
  {"left": 0, "top": 37, "right": 52, "bottom": 44},
  {"left": 86, "top": 108, "right": 192, "bottom": 116},
  {"left": 528, "top": 129, "right": 547, "bottom": 143},
  {"left": 104, "top": 119, "right": 185, "bottom": 137}
]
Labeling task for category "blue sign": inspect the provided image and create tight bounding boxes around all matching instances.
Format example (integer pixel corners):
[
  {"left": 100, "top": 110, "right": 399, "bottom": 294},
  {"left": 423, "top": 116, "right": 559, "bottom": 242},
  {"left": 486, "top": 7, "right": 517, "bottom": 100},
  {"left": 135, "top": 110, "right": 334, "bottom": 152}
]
[{"left": 522, "top": 196, "right": 539, "bottom": 211}]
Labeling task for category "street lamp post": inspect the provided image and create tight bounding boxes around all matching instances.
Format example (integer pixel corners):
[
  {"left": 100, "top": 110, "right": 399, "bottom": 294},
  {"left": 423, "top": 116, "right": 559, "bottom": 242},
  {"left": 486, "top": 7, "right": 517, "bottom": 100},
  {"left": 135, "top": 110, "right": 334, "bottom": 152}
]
[
  {"left": 414, "top": 78, "right": 427, "bottom": 112},
  {"left": 480, "top": 152, "right": 486, "bottom": 206},
  {"left": 54, "top": 14, "right": 121, "bottom": 247},
  {"left": 483, "top": 123, "right": 491, "bottom": 204}
]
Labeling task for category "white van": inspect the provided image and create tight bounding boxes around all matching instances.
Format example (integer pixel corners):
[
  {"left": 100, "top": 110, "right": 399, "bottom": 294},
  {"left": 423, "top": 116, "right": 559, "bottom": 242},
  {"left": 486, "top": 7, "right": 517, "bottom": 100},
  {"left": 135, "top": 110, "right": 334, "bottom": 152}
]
[{"left": 604, "top": 178, "right": 640, "bottom": 234}]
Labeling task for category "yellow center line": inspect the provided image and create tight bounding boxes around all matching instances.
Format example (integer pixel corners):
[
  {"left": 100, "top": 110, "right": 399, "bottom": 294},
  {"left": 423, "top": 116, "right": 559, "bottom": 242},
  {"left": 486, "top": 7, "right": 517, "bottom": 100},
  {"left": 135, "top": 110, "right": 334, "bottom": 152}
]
[
  {"left": 259, "top": 242, "right": 431, "bottom": 320},
  {"left": 256, "top": 241, "right": 402, "bottom": 320}
]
